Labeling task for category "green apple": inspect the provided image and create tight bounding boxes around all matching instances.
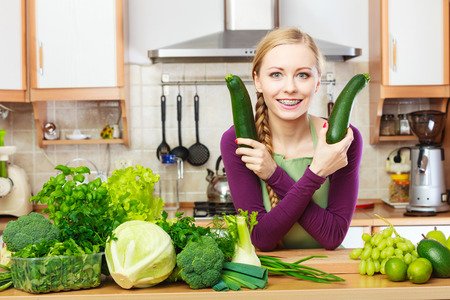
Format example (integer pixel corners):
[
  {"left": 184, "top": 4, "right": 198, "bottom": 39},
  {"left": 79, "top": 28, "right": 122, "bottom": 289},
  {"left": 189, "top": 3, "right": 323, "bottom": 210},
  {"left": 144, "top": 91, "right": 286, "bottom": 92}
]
[{"left": 425, "top": 227, "right": 447, "bottom": 245}]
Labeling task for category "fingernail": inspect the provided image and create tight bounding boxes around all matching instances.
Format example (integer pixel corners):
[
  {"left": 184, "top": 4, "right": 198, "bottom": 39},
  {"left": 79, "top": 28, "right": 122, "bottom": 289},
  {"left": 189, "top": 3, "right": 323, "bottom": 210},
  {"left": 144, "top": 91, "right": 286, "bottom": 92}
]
[
  {"left": 235, "top": 139, "right": 238, "bottom": 144},
  {"left": 323, "top": 122, "right": 327, "bottom": 128}
]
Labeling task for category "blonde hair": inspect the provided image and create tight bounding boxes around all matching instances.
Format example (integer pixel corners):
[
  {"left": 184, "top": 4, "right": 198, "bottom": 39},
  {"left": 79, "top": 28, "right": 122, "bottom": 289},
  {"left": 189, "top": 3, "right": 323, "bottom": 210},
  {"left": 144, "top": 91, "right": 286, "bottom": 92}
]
[{"left": 252, "top": 27, "right": 324, "bottom": 208}]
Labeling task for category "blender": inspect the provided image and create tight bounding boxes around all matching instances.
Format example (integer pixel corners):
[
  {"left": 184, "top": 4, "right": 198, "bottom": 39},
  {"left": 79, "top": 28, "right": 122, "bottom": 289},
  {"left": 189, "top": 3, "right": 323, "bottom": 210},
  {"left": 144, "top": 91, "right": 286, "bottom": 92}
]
[
  {"left": 406, "top": 110, "right": 449, "bottom": 214},
  {"left": 0, "top": 130, "right": 33, "bottom": 216}
]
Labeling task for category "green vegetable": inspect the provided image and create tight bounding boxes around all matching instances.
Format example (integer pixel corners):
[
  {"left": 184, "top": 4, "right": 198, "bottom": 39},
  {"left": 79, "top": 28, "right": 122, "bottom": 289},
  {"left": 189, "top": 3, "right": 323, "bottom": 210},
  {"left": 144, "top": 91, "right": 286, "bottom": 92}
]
[
  {"left": 326, "top": 73, "right": 370, "bottom": 144},
  {"left": 2, "top": 212, "right": 59, "bottom": 252},
  {"left": 105, "top": 220, "right": 176, "bottom": 289},
  {"left": 10, "top": 252, "right": 102, "bottom": 293},
  {"left": 176, "top": 235, "right": 224, "bottom": 289},
  {"left": 225, "top": 74, "right": 258, "bottom": 145},
  {"left": 213, "top": 262, "right": 268, "bottom": 291},
  {"left": 0, "top": 264, "right": 12, "bottom": 292},
  {"left": 13, "top": 239, "right": 89, "bottom": 258},
  {"left": 417, "top": 238, "right": 450, "bottom": 278},
  {"left": 157, "top": 211, "right": 235, "bottom": 261},
  {"left": 105, "top": 165, "right": 163, "bottom": 226},
  {"left": 31, "top": 165, "right": 113, "bottom": 253},
  {"left": 223, "top": 209, "right": 260, "bottom": 266},
  {"left": 258, "top": 255, "right": 345, "bottom": 283}
]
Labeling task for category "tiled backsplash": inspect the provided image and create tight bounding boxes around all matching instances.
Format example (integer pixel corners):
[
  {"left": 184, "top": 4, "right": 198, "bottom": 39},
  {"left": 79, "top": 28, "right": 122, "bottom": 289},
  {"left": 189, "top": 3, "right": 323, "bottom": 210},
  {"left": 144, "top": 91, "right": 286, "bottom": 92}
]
[{"left": 0, "top": 61, "right": 418, "bottom": 202}]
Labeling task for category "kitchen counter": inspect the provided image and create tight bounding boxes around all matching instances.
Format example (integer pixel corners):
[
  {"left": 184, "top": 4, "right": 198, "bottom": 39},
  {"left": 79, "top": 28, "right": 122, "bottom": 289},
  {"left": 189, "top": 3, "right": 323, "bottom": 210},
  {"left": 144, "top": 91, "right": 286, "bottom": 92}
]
[{"left": 1, "top": 248, "right": 449, "bottom": 299}]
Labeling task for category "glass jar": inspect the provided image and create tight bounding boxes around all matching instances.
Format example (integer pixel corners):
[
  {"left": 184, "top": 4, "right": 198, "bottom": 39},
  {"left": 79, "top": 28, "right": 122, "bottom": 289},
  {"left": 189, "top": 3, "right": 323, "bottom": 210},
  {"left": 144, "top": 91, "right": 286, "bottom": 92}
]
[
  {"left": 397, "top": 114, "right": 411, "bottom": 135},
  {"left": 380, "top": 114, "right": 397, "bottom": 136},
  {"left": 389, "top": 173, "right": 410, "bottom": 203}
]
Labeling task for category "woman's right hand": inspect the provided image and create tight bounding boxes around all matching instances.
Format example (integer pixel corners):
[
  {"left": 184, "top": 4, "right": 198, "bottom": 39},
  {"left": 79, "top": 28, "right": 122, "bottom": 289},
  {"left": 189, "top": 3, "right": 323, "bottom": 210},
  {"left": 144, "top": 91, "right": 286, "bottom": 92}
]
[{"left": 309, "top": 122, "right": 354, "bottom": 178}]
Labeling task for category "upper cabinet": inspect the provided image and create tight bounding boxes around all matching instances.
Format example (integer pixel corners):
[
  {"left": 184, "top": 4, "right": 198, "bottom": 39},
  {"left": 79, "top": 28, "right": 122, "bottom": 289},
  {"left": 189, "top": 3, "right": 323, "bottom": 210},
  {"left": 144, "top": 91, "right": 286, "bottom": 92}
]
[
  {"left": 369, "top": 0, "right": 450, "bottom": 144},
  {"left": 386, "top": 0, "right": 447, "bottom": 86},
  {"left": 0, "top": 0, "right": 27, "bottom": 102},
  {"left": 31, "top": 0, "right": 119, "bottom": 89},
  {"left": 28, "top": 0, "right": 124, "bottom": 101}
]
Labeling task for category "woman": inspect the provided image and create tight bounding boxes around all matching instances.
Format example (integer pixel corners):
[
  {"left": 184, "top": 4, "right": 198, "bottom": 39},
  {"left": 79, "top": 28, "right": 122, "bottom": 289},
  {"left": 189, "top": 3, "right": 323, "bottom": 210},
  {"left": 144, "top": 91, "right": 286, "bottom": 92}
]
[{"left": 220, "top": 27, "right": 363, "bottom": 251}]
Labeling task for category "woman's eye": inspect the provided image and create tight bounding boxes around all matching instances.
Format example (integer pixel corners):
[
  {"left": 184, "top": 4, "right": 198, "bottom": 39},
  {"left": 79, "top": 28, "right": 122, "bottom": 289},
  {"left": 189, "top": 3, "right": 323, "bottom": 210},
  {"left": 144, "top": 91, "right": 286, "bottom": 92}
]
[
  {"left": 269, "top": 72, "right": 282, "bottom": 78},
  {"left": 297, "top": 72, "right": 310, "bottom": 79}
]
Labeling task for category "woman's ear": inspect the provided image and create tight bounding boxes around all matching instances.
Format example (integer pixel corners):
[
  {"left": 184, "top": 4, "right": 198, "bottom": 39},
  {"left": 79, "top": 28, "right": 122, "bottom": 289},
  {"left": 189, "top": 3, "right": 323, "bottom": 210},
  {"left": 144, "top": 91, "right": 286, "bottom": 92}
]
[
  {"left": 253, "top": 71, "right": 262, "bottom": 93},
  {"left": 314, "top": 78, "right": 321, "bottom": 93}
]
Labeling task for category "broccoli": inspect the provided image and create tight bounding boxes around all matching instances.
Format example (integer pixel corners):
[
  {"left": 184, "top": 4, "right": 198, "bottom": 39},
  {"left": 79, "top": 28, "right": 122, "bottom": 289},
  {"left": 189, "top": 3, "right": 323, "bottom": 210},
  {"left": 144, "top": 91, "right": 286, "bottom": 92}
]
[
  {"left": 2, "top": 212, "right": 59, "bottom": 252},
  {"left": 176, "top": 235, "right": 224, "bottom": 289}
]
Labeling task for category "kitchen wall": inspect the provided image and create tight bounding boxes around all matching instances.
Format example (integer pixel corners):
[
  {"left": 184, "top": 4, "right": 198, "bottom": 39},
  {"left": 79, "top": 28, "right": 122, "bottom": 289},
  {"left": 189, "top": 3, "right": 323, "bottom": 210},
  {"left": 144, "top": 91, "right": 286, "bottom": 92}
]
[{"left": 0, "top": 0, "right": 420, "bottom": 202}]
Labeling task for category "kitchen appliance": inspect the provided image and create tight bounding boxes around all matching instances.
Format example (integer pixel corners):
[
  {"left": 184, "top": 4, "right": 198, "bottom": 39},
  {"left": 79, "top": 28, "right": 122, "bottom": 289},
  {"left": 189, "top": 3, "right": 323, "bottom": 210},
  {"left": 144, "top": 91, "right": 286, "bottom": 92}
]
[
  {"left": 193, "top": 201, "right": 236, "bottom": 218},
  {"left": 206, "top": 156, "right": 232, "bottom": 203},
  {"left": 148, "top": 0, "right": 362, "bottom": 63},
  {"left": 406, "top": 110, "right": 449, "bottom": 214},
  {"left": 0, "top": 145, "right": 33, "bottom": 216}
]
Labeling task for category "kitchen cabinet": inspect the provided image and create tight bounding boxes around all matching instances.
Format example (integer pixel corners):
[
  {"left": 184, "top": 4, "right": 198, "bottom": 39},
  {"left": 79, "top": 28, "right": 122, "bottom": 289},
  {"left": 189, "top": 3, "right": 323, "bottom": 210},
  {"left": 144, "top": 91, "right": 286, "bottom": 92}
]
[
  {"left": 27, "top": 0, "right": 128, "bottom": 147},
  {"left": 369, "top": 0, "right": 450, "bottom": 144},
  {"left": 0, "top": 0, "right": 27, "bottom": 102}
]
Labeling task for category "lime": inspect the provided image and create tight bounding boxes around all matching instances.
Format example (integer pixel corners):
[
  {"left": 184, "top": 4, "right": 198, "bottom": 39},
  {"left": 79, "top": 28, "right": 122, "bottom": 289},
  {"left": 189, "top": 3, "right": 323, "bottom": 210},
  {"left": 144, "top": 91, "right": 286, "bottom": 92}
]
[
  {"left": 407, "top": 258, "right": 433, "bottom": 284},
  {"left": 385, "top": 257, "right": 407, "bottom": 282}
]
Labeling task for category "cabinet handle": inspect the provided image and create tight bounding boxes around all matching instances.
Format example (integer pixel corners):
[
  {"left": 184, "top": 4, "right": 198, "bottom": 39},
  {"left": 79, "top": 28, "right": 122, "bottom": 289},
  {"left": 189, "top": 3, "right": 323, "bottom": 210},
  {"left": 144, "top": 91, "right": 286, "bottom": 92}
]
[
  {"left": 39, "top": 42, "right": 44, "bottom": 75},
  {"left": 391, "top": 37, "right": 397, "bottom": 72}
]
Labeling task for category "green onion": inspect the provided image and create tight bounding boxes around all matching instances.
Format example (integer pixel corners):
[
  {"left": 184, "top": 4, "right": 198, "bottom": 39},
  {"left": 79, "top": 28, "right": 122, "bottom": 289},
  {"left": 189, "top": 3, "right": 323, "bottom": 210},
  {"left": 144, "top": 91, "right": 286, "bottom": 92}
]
[{"left": 258, "top": 255, "right": 345, "bottom": 283}]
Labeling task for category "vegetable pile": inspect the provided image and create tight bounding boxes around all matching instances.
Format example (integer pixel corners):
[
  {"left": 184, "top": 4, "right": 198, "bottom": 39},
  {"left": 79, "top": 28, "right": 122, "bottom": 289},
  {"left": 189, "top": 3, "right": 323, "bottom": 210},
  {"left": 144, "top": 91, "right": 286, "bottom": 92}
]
[{"left": 0, "top": 164, "right": 346, "bottom": 294}]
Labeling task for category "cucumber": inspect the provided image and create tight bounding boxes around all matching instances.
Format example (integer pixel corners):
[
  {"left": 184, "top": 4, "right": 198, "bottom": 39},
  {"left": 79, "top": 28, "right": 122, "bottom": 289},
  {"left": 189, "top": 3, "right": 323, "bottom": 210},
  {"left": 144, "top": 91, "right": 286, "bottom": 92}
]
[
  {"left": 326, "top": 73, "right": 370, "bottom": 144},
  {"left": 417, "top": 238, "right": 450, "bottom": 278},
  {"left": 225, "top": 74, "right": 258, "bottom": 143}
]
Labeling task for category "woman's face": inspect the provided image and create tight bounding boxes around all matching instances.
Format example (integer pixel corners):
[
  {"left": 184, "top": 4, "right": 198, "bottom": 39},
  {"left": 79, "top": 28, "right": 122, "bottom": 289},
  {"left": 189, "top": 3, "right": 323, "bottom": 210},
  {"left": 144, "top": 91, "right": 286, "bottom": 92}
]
[{"left": 254, "top": 43, "right": 320, "bottom": 122}]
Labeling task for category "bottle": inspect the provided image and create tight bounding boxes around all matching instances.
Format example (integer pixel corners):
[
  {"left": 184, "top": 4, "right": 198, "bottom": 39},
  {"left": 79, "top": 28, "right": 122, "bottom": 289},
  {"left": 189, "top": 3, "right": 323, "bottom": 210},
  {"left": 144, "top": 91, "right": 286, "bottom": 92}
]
[
  {"left": 389, "top": 173, "right": 410, "bottom": 203},
  {"left": 158, "top": 154, "right": 183, "bottom": 216},
  {"left": 397, "top": 114, "right": 411, "bottom": 135}
]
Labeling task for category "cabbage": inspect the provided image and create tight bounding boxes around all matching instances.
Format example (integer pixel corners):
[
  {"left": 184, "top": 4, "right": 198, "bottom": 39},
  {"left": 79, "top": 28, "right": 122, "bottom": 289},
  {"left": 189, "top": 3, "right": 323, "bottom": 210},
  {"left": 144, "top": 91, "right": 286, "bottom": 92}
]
[{"left": 105, "top": 220, "right": 176, "bottom": 289}]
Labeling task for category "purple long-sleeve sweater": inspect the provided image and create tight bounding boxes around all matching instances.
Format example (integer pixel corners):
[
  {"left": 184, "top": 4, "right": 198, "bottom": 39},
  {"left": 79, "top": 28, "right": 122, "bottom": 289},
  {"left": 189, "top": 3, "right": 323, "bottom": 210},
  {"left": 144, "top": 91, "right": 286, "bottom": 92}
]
[{"left": 220, "top": 124, "right": 363, "bottom": 251}]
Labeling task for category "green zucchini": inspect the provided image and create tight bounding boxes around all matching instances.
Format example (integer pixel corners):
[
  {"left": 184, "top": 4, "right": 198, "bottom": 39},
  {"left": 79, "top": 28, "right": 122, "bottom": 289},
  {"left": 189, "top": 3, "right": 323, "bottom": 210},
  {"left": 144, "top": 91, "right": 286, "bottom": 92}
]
[
  {"left": 225, "top": 74, "right": 258, "bottom": 144},
  {"left": 326, "top": 73, "right": 370, "bottom": 144}
]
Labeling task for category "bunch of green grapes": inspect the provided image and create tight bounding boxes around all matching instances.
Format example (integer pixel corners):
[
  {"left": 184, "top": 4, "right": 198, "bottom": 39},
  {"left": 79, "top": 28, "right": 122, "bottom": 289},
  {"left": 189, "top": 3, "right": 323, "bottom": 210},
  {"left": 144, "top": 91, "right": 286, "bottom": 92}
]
[{"left": 349, "top": 225, "right": 418, "bottom": 276}]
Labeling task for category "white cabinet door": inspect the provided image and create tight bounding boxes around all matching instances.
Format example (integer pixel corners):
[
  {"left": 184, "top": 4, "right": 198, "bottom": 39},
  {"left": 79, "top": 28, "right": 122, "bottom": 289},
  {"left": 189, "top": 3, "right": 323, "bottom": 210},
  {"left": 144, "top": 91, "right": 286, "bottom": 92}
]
[
  {"left": 34, "top": 0, "right": 117, "bottom": 88},
  {"left": 0, "top": 0, "right": 24, "bottom": 90},
  {"left": 342, "top": 227, "right": 366, "bottom": 249},
  {"left": 388, "top": 0, "right": 444, "bottom": 85}
]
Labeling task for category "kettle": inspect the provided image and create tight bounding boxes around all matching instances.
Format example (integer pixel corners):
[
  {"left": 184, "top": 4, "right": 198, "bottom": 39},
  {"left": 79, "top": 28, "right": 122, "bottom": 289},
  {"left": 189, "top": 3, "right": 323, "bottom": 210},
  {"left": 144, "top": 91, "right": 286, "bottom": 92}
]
[{"left": 206, "top": 156, "right": 232, "bottom": 203}]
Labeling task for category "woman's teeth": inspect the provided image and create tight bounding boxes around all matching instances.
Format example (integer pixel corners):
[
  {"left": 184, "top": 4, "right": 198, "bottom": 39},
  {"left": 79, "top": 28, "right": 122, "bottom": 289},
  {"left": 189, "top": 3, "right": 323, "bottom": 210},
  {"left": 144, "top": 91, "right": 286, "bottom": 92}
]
[{"left": 279, "top": 99, "right": 301, "bottom": 106}]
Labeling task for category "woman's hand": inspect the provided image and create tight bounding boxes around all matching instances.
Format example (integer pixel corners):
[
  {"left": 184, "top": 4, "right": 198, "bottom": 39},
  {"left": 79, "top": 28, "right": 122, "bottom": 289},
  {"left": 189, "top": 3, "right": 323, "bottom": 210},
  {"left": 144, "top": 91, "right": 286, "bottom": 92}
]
[
  {"left": 235, "top": 138, "right": 278, "bottom": 180},
  {"left": 309, "top": 122, "right": 354, "bottom": 178}
]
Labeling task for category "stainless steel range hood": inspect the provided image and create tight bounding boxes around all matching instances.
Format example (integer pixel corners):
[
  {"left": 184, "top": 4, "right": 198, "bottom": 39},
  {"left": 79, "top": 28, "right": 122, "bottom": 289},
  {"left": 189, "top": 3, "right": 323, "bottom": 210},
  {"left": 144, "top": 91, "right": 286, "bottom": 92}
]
[{"left": 148, "top": 0, "right": 362, "bottom": 63}]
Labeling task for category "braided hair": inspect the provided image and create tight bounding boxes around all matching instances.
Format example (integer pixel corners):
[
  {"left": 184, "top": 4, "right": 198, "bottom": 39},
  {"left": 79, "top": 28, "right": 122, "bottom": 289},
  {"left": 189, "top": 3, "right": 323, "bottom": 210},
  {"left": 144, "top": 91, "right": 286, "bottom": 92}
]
[{"left": 252, "top": 27, "right": 324, "bottom": 208}]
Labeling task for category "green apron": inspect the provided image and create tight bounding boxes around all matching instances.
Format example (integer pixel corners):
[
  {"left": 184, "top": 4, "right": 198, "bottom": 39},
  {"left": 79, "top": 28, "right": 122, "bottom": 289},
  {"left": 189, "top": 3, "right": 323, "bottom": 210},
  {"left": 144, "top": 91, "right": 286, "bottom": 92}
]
[{"left": 261, "top": 116, "right": 330, "bottom": 248}]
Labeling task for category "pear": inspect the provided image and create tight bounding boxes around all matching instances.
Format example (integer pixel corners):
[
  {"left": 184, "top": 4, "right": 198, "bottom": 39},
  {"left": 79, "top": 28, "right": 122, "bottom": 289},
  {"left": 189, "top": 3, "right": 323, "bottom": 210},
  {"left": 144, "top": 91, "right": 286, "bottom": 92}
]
[
  {"left": 425, "top": 227, "right": 447, "bottom": 245},
  {"left": 447, "top": 236, "right": 450, "bottom": 250}
]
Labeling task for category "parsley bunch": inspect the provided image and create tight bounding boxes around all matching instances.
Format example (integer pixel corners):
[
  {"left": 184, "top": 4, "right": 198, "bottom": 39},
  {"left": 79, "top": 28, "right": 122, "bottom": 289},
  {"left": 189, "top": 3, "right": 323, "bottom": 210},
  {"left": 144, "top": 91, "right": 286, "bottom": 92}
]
[{"left": 31, "top": 165, "right": 114, "bottom": 253}]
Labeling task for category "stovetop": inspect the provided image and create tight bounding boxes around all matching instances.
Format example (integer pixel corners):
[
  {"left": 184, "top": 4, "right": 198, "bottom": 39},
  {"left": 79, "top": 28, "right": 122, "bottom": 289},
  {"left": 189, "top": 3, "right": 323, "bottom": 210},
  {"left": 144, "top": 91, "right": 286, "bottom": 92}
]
[{"left": 193, "top": 201, "right": 236, "bottom": 218}]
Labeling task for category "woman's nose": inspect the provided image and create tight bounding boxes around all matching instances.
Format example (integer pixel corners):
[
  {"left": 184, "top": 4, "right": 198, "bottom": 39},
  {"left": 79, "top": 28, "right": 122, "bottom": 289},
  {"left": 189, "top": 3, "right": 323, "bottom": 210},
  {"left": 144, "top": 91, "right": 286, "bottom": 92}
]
[{"left": 284, "top": 78, "right": 298, "bottom": 93}]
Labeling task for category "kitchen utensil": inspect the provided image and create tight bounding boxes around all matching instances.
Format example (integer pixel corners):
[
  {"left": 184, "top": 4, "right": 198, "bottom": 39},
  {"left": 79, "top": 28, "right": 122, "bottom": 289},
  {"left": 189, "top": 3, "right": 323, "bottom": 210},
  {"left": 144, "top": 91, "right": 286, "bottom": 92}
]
[
  {"left": 206, "top": 156, "right": 232, "bottom": 203},
  {"left": 0, "top": 143, "right": 32, "bottom": 217},
  {"left": 187, "top": 92, "right": 210, "bottom": 166},
  {"left": 156, "top": 94, "right": 171, "bottom": 160},
  {"left": 170, "top": 92, "right": 189, "bottom": 161},
  {"left": 406, "top": 110, "right": 449, "bottom": 213}
]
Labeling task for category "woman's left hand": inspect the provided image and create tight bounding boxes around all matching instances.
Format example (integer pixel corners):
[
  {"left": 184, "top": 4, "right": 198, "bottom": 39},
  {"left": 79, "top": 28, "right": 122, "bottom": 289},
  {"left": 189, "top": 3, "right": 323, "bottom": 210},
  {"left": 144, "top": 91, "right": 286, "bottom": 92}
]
[{"left": 235, "top": 138, "right": 277, "bottom": 180}]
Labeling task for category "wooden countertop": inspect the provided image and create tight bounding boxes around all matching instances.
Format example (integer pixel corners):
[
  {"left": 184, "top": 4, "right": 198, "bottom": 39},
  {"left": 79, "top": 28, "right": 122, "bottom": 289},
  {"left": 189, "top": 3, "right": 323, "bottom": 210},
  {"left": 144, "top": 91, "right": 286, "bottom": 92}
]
[{"left": 1, "top": 248, "right": 449, "bottom": 299}]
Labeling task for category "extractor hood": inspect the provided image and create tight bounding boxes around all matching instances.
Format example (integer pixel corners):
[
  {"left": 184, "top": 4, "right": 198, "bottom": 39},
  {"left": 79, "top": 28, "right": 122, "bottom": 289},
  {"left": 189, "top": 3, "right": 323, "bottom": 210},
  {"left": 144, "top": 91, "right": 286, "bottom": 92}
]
[{"left": 148, "top": 0, "right": 362, "bottom": 63}]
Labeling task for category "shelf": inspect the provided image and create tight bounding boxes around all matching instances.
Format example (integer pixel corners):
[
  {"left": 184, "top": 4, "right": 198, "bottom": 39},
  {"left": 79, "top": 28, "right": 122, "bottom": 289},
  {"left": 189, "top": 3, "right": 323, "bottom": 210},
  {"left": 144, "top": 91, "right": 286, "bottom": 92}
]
[
  {"left": 41, "top": 138, "right": 126, "bottom": 146},
  {"left": 378, "top": 135, "right": 417, "bottom": 142}
]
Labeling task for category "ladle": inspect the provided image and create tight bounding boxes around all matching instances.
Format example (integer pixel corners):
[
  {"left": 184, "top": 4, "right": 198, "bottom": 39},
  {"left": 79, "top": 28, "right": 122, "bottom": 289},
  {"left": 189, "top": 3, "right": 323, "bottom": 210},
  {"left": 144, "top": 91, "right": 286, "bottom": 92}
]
[{"left": 170, "top": 87, "right": 189, "bottom": 161}]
